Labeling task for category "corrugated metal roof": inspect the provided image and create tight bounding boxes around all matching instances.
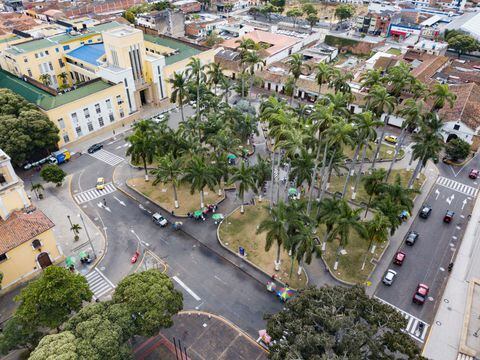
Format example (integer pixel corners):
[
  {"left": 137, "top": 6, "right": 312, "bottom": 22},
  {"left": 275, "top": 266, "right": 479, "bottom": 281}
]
[
  {"left": 143, "top": 34, "right": 201, "bottom": 65},
  {"left": 66, "top": 43, "right": 105, "bottom": 66}
]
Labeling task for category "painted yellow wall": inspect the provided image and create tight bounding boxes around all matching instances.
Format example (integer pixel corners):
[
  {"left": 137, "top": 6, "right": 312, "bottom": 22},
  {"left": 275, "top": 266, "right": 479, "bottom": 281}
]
[
  {"left": 103, "top": 27, "right": 146, "bottom": 70},
  {"left": 0, "top": 186, "right": 30, "bottom": 219},
  {"left": 0, "top": 228, "right": 62, "bottom": 290}
]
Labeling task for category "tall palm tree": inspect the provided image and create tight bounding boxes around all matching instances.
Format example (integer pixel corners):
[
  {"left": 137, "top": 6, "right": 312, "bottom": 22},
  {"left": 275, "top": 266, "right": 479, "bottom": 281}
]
[
  {"left": 152, "top": 154, "right": 183, "bottom": 209},
  {"left": 329, "top": 69, "right": 353, "bottom": 94},
  {"left": 39, "top": 74, "right": 52, "bottom": 87},
  {"left": 219, "top": 75, "right": 233, "bottom": 104},
  {"left": 169, "top": 72, "right": 189, "bottom": 122},
  {"left": 57, "top": 72, "right": 68, "bottom": 87},
  {"left": 286, "top": 54, "right": 310, "bottom": 104},
  {"left": 290, "top": 148, "right": 315, "bottom": 194},
  {"left": 386, "top": 62, "right": 413, "bottom": 97},
  {"left": 372, "top": 194, "right": 403, "bottom": 235},
  {"left": 429, "top": 83, "right": 456, "bottom": 112},
  {"left": 206, "top": 63, "right": 225, "bottom": 96},
  {"left": 70, "top": 223, "right": 82, "bottom": 241},
  {"left": 257, "top": 201, "right": 289, "bottom": 271},
  {"left": 315, "top": 62, "right": 333, "bottom": 97},
  {"left": 362, "top": 213, "right": 389, "bottom": 270},
  {"left": 253, "top": 155, "right": 271, "bottom": 202},
  {"left": 231, "top": 161, "right": 256, "bottom": 213},
  {"left": 182, "top": 156, "right": 217, "bottom": 209},
  {"left": 365, "top": 85, "right": 396, "bottom": 169},
  {"left": 31, "top": 183, "right": 44, "bottom": 199},
  {"left": 211, "top": 152, "right": 230, "bottom": 196},
  {"left": 237, "top": 38, "right": 260, "bottom": 98},
  {"left": 126, "top": 120, "right": 157, "bottom": 181},
  {"left": 382, "top": 174, "right": 419, "bottom": 211},
  {"left": 186, "top": 58, "right": 206, "bottom": 122},
  {"left": 362, "top": 168, "right": 386, "bottom": 217},
  {"left": 359, "top": 68, "right": 383, "bottom": 90},
  {"left": 244, "top": 50, "right": 265, "bottom": 100},
  {"left": 317, "top": 197, "right": 341, "bottom": 244},
  {"left": 290, "top": 220, "right": 319, "bottom": 277},
  {"left": 328, "top": 199, "right": 367, "bottom": 271}
]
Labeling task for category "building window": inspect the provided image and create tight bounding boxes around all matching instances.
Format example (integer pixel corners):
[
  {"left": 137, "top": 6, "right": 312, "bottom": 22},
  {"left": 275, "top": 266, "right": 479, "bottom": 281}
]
[
  {"left": 58, "top": 118, "right": 65, "bottom": 129},
  {"left": 55, "top": 48, "right": 59, "bottom": 53},
  {"left": 71, "top": 112, "right": 78, "bottom": 123},
  {"left": 0, "top": 174, "right": 6, "bottom": 185},
  {"left": 35, "top": 53, "right": 39, "bottom": 59},
  {"left": 45, "top": 50, "right": 49, "bottom": 55},
  {"left": 27, "top": 69, "right": 32, "bottom": 77},
  {"left": 98, "top": 117, "right": 104, "bottom": 127},
  {"left": 95, "top": 103, "right": 101, "bottom": 114},
  {"left": 23, "top": 57, "right": 27, "bottom": 63},
  {"left": 32, "top": 239, "right": 42, "bottom": 249},
  {"left": 75, "top": 126, "right": 82, "bottom": 135},
  {"left": 453, "top": 124, "right": 460, "bottom": 130},
  {"left": 120, "top": 110, "right": 124, "bottom": 118},
  {"left": 87, "top": 122, "right": 93, "bottom": 132},
  {"left": 124, "top": 78, "right": 128, "bottom": 87},
  {"left": 58, "top": 59, "right": 64, "bottom": 68},
  {"left": 63, "top": 45, "right": 70, "bottom": 51},
  {"left": 0, "top": 253, "right": 7, "bottom": 263},
  {"left": 48, "top": 62, "right": 53, "bottom": 71},
  {"left": 63, "top": 134, "right": 70, "bottom": 143},
  {"left": 83, "top": 108, "right": 90, "bottom": 119},
  {"left": 116, "top": 95, "right": 123, "bottom": 105},
  {"left": 109, "top": 113, "right": 115, "bottom": 122},
  {"left": 105, "top": 99, "right": 112, "bottom": 109}
]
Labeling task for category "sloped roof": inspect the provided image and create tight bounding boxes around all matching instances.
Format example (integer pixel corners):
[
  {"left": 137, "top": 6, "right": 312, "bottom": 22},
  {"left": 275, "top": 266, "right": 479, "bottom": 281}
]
[
  {"left": 0, "top": 208, "right": 54, "bottom": 254},
  {"left": 439, "top": 83, "right": 480, "bottom": 130}
]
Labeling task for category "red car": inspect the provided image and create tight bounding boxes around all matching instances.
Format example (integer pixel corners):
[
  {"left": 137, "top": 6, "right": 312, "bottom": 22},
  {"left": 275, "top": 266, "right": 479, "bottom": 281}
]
[
  {"left": 444, "top": 210, "right": 454, "bottom": 223},
  {"left": 131, "top": 251, "right": 140, "bottom": 264},
  {"left": 413, "top": 284, "right": 429, "bottom": 305},
  {"left": 393, "top": 251, "right": 406, "bottom": 266},
  {"left": 469, "top": 169, "right": 480, "bottom": 179}
]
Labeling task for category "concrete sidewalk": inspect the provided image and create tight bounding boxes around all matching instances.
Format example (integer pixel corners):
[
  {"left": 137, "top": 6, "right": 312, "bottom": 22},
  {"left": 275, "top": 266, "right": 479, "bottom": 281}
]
[{"left": 422, "top": 189, "right": 480, "bottom": 360}]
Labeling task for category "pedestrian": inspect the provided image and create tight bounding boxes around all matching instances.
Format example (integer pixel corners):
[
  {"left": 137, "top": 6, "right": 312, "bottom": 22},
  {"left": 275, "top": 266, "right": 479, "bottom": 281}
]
[
  {"left": 271, "top": 274, "right": 276, "bottom": 281},
  {"left": 103, "top": 198, "right": 107, "bottom": 206},
  {"left": 113, "top": 129, "right": 116, "bottom": 135},
  {"left": 171, "top": 210, "right": 175, "bottom": 216}
]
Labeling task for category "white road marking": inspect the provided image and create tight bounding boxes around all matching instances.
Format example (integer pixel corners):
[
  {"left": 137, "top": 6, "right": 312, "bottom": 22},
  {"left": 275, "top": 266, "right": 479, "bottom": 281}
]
[
  {"left": 446, "top": 194, "right": 454, "bottom": 205},
  {"left": 97, "top": 202, "right": 111, "bottom": 212},
  {"left": 436, "top": 177, "right": 478, "bottom": 197},
  {"left": 85, "top": 268, "right": 115, "bottom": 300},
  {"left": 462, "top": 198, "right": 468, "bottom": 210},
  {"left": 113, "top": 196, "right": 126, "bottom": 206},
  {"left": 374, "top": 296, "right": 429, "bottom": 342},
  {"left": 435, "top": 189, "right": 440, "bottom": 200},
  {"left": 73, "top": 183, "right": 116, "bottom": 204},
  {"left": 88, "top": 149, "right": 124, "bottom": 166},
  {"left": 173, "top": 276, "right": 201, "bottom": 301}
]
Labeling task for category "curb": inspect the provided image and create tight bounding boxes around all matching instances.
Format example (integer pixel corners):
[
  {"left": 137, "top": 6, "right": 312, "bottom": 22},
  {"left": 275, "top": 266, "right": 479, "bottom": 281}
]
[
  {"left": 177, "top": 310, "right": 269, "bottom": 353},
  {"left": 320, "top": 254, "right": 356, "bottom": 286},
  {"left": 217, "top": 203, "right": 309, "bottom": 290}
]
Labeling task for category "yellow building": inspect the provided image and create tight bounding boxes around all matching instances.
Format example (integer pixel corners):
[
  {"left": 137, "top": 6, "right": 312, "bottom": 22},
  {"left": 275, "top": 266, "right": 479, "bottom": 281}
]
[
  {"left": 0, "top": 149, "right": 62, "bottom": 292},
  {"left": 0, "top": 21, "right": 218, "bottom": 147}
]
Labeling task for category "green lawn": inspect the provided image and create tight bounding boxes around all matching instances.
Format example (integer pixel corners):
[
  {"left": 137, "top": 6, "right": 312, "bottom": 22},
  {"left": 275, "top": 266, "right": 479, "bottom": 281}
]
[
  {"left": 328, "top": 169, "right": 425, "bottom": 204},
  {"left": 218, "top": 203, "right": 308, "bottom": 289},
  {"left": 387, "top": 48, "right": 402, "bottom": 55},
  {"left": 343, "top": 143, "right": 404, "bottom": 162}
]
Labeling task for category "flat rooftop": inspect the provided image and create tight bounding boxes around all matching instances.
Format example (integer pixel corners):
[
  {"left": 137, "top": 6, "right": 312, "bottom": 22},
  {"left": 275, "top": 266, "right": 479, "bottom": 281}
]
[
  {"left": 66, "top": 43, "right": 105, "bottom": 66},
  {"left": 143, "top": 34, "right": 201, "bottom": 65},
  {"left": 0, "top": 69, "right": 113, "bottom": 110}
]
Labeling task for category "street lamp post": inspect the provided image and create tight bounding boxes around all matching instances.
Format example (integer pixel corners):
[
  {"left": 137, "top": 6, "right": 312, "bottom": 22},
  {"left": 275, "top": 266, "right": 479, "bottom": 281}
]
[{"left": 78, "top": 213, "right": 97, "bottom": 259}]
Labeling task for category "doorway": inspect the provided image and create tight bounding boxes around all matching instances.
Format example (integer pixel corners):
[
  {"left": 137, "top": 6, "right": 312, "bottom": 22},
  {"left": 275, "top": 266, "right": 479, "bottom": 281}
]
[
  {"left": 140, "top": 90, "right": 147, "bottom": 106},
  {"left": 37, "top": 252, "right": 52, "bottom": 269}
]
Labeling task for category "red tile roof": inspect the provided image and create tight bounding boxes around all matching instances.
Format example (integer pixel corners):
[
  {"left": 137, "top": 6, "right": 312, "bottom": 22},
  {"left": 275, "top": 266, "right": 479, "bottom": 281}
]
[
  {"left": 0, "top": 208, "right": 54, "bottom": 254},
  {"left": 439, "top": 83, "right": 480, "bottom": 130}
]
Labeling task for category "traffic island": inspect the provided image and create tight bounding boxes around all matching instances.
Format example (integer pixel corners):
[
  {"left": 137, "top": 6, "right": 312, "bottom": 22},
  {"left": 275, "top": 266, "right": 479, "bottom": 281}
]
[
  {"left": 218, "top": 203, "right": 308, "bottom": 289},
  {"left": 343, "top": 143, "right": 405, "bottom": 162},
  {"left": 126, "top": 178, "right": 225, "bottom": 216}
]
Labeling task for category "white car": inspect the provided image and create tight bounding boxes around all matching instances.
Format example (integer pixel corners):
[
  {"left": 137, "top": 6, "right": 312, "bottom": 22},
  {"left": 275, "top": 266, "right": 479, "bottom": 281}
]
[
  {"left": 383, "top": 269, "right": 397, "bottom": 286},
  {"left": 152, "top": 213, "right": 168, "bottom": 227}
]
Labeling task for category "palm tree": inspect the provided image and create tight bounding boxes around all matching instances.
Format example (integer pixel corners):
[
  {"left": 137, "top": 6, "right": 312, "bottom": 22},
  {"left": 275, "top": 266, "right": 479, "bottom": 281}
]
[
  {"left": 237, "top": 38, "right": 260, "bottom": 98},
  {"left": 39, "top": 74, "right": 51, "bottom": 87},
  {"left": 362, "top": 168, "right": 386, "bottom": 217},
  {"left": 359, "top": 68, "right": 383, "bottom": 90},
  {"left": 257, "top": 201, "right": 289, "bottom": 271},
  {"left": 186, "top": 58, "right": 206, "bottom": 121},
  {"left": 317, "top": 197, "right": 341, "bottom": 244},
  {"left": 70, "top": 223, "right": 82, "bottom": 241},
  {"left": 206, "top": 62, "right": 225, "bottom": 96},
  {"left": 429, "top": 83, "right": 456, "bottom": 112},
  {"left": 362, "top": 213, "right": 389, "bottom": 270},
  {"left": 219, "top": 76, "right": 233, "bottom": 105},
  {"left": 290, "top": 220, "right": 319, "bottom": 277},
  {"left": 315, "top": 62, "right": 333, "bottom": 97},
  {"left": 57, "top": 72, "right": 68, "bottom": 87},
  {"left": 386, "top": 62, "right": 413, "bottom": 97},
  {"left": 244, "top": 50, "right": 265, "bottom": 100},
  {"left": 231, "top": 161, "right": 256, "bottom": 213},
  {"left": 152, "top": 154, "right": 183, "bottom": 208},
  {"left": 290, "top": 148, "right": 314, "bottom": 194},
  {"left": 211, "top": 152, "right": 230, "bottom": 196},
  {"left": 286, "top": 54, "right": 310, "bottom": 104},
  {"left": 169, "top": 72, "right": 189, "bottom": 122},
  {"left": 382, "top": 174, "right": 419, "bottom": 211},
  {"left": 372, "top": 194, "right": 403, "bottom": 235},
  {"left": 253, "top": 155, "right": 271, "bottom": 202},
  {"left": 126, "top": 120, "right": 157, "bottom": 181},
  {"left": 182, "top": 156, "right": 217, "bottom": 209},
  {"left": 328, "top": 199, "right": 367, "bottom": 271},
  {"left": 365, "top": 85, "right": 396, "bottom": 169},
  {"left": 31, "top": 183, "right": 44, "bottom": 199},
  {"left": 329, "top": 69, "right": 353, "bottom": 94}
]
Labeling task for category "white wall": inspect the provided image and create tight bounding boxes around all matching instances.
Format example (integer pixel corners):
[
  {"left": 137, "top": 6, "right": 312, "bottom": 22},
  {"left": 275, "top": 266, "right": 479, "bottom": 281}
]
[
  {"left": 97, "top": 66, "right": 137, "bottom": 113},
  {"left": 442, "top": 121, "right": 475, "bottom": 144}
]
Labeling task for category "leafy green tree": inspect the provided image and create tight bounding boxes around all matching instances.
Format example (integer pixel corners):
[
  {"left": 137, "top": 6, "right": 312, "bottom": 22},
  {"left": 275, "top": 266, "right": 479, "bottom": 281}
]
[
  {"left": 0, "top": 315, "right": 42, "bottom": 354},
  {"left": 40, "top": 164, "right": 66, "bottom": 186},
  {"left": 205, "top": 31, "right": 223, "bottom": 47},
  {"left": 123, "top": 10, "right": 135, "bottom": 23},
  {"left": 446, "top": 138, "right": 471, "bottom": 161},
  {"left": 152, "top": 154, "right": 183, "bottom": 208},
  {"left": 362, "top": 168, "right": 386, "bottom": 217},
  {"left": 14, "top": 266, "right": 92, "bottom": 330},
  {"left": 429, "top": 83, "right": 456, "bottom": 112},
  {"left": 29, "top": 332, "right": 78, "bottom": 360},
  {"left": 182, "top": 156, "right": 217, "bottom": 209},
  {"left": 39, "top": 74, "right": 52, "bottom": 87},
  {"left": 335, "top": 4, "right": 354, "bottom": 26},
  {"left": 302, "top": 3, "right": 317, "bottom": 15},
  {"left": 231, "top": 161, "right": 256, "bottom": 213},
  {"left": 286, "top": 54, "right": 310, "bottom": 104},
  {"left": 286, "top": 8, "right": 303, "bottom": 28},
  {"left": 253, "top": 155, "right": 271, "bottom": 201},
  {"left": 265, "top": 286, "right": 424, "bottom": 359},
  {"left": 362, "top": 213, "right": 389, "bottom": 269},
  {"left": 169, "top": 72, "right": 189, "bottom": 122},
  {"left": 186, "top": 57, "right": 206, "bottom": 121},
  {"left": 306, "top": 13, "right": 319, "bottom": 29},
  {"left": 112, "top": 269, "right": 183, "bottom": 337},
  {"left": 126, "top": 120, "right": 157, "bottom": 181},
  {"left": 447, "top": 33, "right": 479, "bottom": 58}
]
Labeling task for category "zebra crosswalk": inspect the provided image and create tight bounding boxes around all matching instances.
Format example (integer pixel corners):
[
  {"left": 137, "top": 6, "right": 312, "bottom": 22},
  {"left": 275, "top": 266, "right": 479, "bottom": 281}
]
[
  {"left": 436, "top": 176, "right": 478, "bottom": 197},
  {"left": 375, "top": 297, "right": 429, "bottom": 343},
  {"left": 74, "top": 183, "right": 116, "bottom": 204},
  {"left": 88, "top": 149, "right": 124, "bottom": 166},
  {"left": 457, "top": 353, "right": 475, "bottom": 360},
  {"left": 85, "top": 268, "right": 115, "bottom": 300}
]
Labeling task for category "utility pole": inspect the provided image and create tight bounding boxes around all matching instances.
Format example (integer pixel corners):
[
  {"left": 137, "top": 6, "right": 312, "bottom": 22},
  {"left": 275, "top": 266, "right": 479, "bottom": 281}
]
[{"left": 79, "top": 213, "right": 97, "bottom": 259}]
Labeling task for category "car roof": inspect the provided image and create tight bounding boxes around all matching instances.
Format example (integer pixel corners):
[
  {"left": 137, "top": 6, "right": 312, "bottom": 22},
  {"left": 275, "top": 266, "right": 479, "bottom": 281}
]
[
  {"left": 419, "top": 283, "right": 429, "bottom": 288},
  {"left": 97, "top": 177, "right": 104, "bottom": 181},
  {"left": 396, "top": 252, "right": 405, "bottom": 258}
]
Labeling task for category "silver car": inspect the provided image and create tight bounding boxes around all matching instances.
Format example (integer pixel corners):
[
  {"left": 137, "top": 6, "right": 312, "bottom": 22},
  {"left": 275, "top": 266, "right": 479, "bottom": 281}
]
[{"left": 383, "top": 269, "right": 397, "bottom": 286}]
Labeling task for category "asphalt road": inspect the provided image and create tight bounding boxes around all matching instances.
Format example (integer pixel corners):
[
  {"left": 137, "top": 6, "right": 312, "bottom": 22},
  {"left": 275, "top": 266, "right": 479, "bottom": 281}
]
[{"left": 375, "top": 153, "right": 480, "bottom": 325}]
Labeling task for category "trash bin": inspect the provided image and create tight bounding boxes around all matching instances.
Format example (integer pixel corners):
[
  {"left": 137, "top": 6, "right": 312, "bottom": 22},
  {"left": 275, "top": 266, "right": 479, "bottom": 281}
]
[{"left": 239, "top": 247, "right": 245, "bottom": 256}]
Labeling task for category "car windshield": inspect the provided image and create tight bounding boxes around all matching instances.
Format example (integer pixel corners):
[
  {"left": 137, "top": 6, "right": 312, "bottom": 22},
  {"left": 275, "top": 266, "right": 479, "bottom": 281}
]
[{"left": 414, "top": 294, "right": 424, "bottom": 301}]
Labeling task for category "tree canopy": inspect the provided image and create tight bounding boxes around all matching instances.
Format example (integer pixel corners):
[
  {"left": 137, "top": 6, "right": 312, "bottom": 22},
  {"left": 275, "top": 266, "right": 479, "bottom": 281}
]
[
  {"left": 266, "top": 286, "right": 424, "bottom": 359},
  {"left": 40, "top": 164, "right": 66, "bottom": 186},
  {"left": 335, "top": 4, "right": 355, "bottom": 22},
  {"left": 0, "top": 89, "right": 59, "bottom": 165},
  {"left": 447, "top": 33, "right": 479, "bottom": 58},
  {"left": 446, "top": 137, "right": 471, "bottom": 161}
]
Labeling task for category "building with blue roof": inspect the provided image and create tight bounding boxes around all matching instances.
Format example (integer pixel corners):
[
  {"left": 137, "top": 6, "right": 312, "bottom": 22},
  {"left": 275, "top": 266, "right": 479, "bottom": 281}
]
[{"left": 66, "top": 43, "right": 106, "bottom": 67}]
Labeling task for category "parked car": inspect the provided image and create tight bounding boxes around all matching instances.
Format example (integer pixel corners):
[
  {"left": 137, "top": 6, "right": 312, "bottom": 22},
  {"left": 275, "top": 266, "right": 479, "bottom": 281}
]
[
  {"left": 96, "top": 177, "right": 105, "bottom": 190},
  {"left": 412, "top": 283, "right": 429, "bottom": 305},
  {"left": 152, "top": 213, "right": 168, "bottom": 227},
  {"left": 393, "top": 251, "right": 406, "bottom": 265},
  {"left": 405, "top": 231, "right": 419, "bottom": 246},
  {"left": 444, "top": 210, "right": 454, "bottom": 223},
  {"left": 88, "top": 143, "right": 103, "bottom": 153},
  {"left": 383, "top": 269, "right": 397, "bottom": 286},
  {"left": 469, "top": 169, "right": 479, "bottom": 179},
  {"left": 419, "top": 205, "right": 432, "bottom": 219},
  {"left": 384, "top": 135, "right": 398, "bottom": 144}
]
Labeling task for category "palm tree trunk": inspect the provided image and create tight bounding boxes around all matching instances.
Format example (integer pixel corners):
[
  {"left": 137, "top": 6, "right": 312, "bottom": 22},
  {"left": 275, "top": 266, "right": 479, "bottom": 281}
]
[
  {"left": 200, "top": 188, "right": 205, "bottom": 209},
  {"left": 241, "top": 70, "right": 246, "bottom": 98},
  {"left": 318, "top": 150, "right": 334, "bottom": 203},
  {"left": 196, "top": 78, "right": 200, "bottom": 121},
  {"left": 341, "top": 143, "right": 361, "bottom": 198},
  {"left": 270, "top": 151, "right": 276, "bottom": 209},
  {"left": 276, "top": 153, "right": 282, "bottom": 203},
  {"left": 352, "top": 143, "right": 368, "bottom": 200},
  {"left": 385, "top": 126, "right": 406, "bottom": 181},
  {"left": 173, "top": 182, "right": 179, "bottom": 208},
  {"left": 180, "top": 103, "right": 185, "bottom": 122},
  {"left": 361, "top": 238, "right": 374, "bottom": 270},
  {"left": 297, "top": 257, "right": 303, "bottom": 275},
  {"left": 408, "top": 159, "right": 423, "bottom": 189},
  {"left": 275, "top": 243, "right": 281, "bottom": 271},
  {"left": 240, "top": 192, "right": 245, "bottom": 213},
  {"left": 249, "top": 73, "right": 254, "bottom": 101},
  {"left": 307, "top": 141, "right": 323, "bottom": 214},
  {"left": 316, "top": 143, "right": 329, "bottom": 199},
  {"left": 143, "top": 159, "right": 149, "bottom": 182},
  {"left": 371, "top": 116, "right": 388, "bottom": 169}
]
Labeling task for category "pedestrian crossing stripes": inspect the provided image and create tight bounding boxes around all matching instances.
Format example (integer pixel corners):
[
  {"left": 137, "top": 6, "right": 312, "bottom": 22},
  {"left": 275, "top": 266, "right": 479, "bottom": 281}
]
[
  {"left": 74, "top": 183, "right": 116, "bottom": 204},
  {"left": 274, "top": 168, "right": 279, "bottom": 179},
  {"left": 374, "top": 296, "right": 429, "bottom": 343},
  {"left": 88, "top": 149, "right": 124, "bottom": 166},
  {"left": 85, "top": 268, "right": 115, "bottom": 300},
  {"left": 457, "top": 353, "right": 475, "bottom": 360},
  {"left": 436, "top": 176, "right": 478, "bottom": 197}
]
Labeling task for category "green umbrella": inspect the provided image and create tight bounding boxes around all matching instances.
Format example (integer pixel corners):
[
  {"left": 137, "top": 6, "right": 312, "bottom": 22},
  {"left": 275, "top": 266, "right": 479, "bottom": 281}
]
[
  {"left": 212, "top": 213, "right": 224, "bottom": 220},
  {"left": 194, "top": 210, "right": 203, "bottom": 217},
  {"left": 288, "top": 188, "right": 298, "bottom": 196},
  {"left": 66, "top": 256, "right": 75, "bottom": 267},
  {"left": 79, "top": 251, "right": 87, "bottom": 258},
  {"left": 227, "top": 154, "right": 237, "bottom": 160}
]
